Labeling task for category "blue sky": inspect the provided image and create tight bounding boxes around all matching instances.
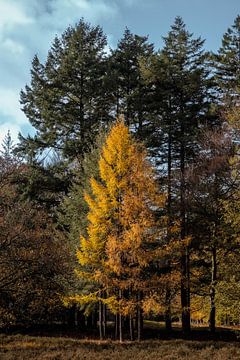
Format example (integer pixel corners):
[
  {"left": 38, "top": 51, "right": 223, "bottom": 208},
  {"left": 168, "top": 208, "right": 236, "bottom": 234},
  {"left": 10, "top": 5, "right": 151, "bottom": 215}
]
[{"left": 0, "top": 0, "right": 239, "bottom": 146}]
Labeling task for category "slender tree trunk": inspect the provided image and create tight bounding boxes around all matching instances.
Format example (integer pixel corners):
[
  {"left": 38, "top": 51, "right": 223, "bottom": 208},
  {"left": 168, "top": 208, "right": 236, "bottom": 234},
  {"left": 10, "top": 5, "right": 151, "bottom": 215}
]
[
  {"left": 209, "top": 246, "right": 217, "bottom": 333},
  {"left": 165, "top": 285, "right": 172, "bottom": 331},
  {"left": 74, "top": 305, "right": 78, "bottom": 327},
  {"left": 115, "top": 313, "right": 119, "bottom": 340},
  {"left": 102, "top": 291, "right": 107, "bottom": 339},
  {"left": 137, "top": 291, "right": 143, "bottom": 341},
  {"left": 138, "top": 84, "right": 143, "bottom": 137},
  {"left": 119, "top": 289, "right": 123, "bottom": 342},
  {"left": 167, "top": 122, "right": 172, "bottom": 216},
  {"left": 125, "top": 73, "right": 130, "bottom": 127},
  {"left": 137, "top": 307, "right": 141, "bottom": 341},
  {"left": 165, "top": 124, "right": 172, "bottom": 332},
  {"left": 129, "top": 287, "right": 134, "bottom": 341},
  {"left": 116, "top": 87, "right": 120, "bottom": 117},
  {"left": 180, "top": 122, "right": 191, "bottom": 334},
  {"left": 103, "top": 299, "right": 107, "bottom": 338},
  {"left": 99, "top": 300, "right": 103, "bottom": 340},
  {"left": 138, "top": 112, "right": 143, "bottom": 137},
  {"left": 119, "top": 313, "right": 123, "bottom": 342},
  {"left": 129, "top": 314, "right": 134, "bottom": 341},
  {"left": 181, "top": 247, "right": 191, "bottom": 333},
  {"left": 93, "top": 305, "right": 98, "bottom": 329}
]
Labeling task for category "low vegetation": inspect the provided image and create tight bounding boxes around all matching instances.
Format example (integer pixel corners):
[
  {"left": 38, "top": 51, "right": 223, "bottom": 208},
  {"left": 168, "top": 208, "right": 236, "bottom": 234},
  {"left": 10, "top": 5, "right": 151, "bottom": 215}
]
[{"left": 1, "top": 334, "right": 240, "bottom": 360}]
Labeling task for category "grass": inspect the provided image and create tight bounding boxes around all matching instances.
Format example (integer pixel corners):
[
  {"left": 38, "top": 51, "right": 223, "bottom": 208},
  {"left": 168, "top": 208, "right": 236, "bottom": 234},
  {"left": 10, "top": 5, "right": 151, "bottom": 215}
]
[
  {"left": 1, "top": 322, "right": 240, "bottom": 359},
  {"left": 1, "top": 333, "right": 240, "bottom": 360}
]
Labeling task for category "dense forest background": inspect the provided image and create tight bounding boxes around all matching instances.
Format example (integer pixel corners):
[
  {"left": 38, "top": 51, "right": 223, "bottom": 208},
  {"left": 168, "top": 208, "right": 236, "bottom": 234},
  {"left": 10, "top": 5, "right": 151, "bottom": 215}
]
[{"left": 1, "top": 15, "right": 240, "bottom": 341}]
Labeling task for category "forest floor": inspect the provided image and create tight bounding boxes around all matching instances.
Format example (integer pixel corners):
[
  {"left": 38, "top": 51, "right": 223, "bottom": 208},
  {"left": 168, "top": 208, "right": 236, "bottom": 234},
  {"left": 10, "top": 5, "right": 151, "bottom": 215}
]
[{"left": 1, "top": 323, "right": 240, "bottom": 360}]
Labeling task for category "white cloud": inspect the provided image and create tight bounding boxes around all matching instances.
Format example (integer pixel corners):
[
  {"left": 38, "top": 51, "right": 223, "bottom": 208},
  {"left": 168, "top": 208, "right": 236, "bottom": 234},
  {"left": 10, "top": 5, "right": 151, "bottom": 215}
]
[
  {"left": 37, "top": 0, "right": 118, "bottom": 30},
  {"left": 122, "top": 0, "right": 141, "bottom": 6},
  {"left": 69, "top": 0, "right": 117, "bottom": 18},
  {"left": 2, "top": 38, "right": 25, "bottom": 54},
  {"left": 0, "top": 88, "right": 26, "bottom": 125},
  {"left": 0, "top": 1, "right": 34, "bottom": 33}
]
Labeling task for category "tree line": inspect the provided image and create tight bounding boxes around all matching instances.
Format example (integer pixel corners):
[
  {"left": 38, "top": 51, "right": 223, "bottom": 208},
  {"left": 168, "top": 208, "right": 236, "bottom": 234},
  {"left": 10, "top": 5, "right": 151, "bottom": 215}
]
[{"left": 0, "top": 15, "right": 240, "bottom": 341}]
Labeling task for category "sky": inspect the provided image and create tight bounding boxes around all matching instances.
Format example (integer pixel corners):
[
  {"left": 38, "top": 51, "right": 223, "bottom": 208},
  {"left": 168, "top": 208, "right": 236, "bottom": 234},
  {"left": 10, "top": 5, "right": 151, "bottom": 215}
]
[{"left": 0, "top": 0, "right": 239, "bottom": 147}]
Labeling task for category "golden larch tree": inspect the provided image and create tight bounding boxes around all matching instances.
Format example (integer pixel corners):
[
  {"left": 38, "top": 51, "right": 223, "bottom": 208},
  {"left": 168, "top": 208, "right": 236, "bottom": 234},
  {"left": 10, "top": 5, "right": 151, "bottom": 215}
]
[{"left": 77, "top": 119, "right": 166, "bottom": 341}]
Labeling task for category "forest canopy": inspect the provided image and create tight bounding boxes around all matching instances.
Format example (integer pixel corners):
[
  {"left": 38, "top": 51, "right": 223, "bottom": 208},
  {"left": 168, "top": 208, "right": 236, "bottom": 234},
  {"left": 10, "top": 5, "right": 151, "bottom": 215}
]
[{"left": 1, "top": 15, "right": 240, "bottom": 341}]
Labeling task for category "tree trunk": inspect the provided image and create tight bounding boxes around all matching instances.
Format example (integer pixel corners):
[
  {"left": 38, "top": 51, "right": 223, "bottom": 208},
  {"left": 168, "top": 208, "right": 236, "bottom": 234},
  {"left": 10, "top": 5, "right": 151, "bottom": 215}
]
[
  {"left": 119, "top": 290, "right": 123, "bottom": 342},
  {"left": 99, "top": 300, "right": 103, "bottom": 340},
  {"left": 128, "top": 288, "right": 134, "bottom": 340},
  {"left": 119, "top": 313, "right": 123, "bottom": 342},
  {"left": 180, "top": 121, "right": 191, "bottom": 334},
  {"left": 116, "top": 87, "right": 120, "bottom": 117},
  {"left": 103, "top": 302, "right": 107, "bottom": 338},
  {"left": 115, "top": 313, "right": 119, "bottom": 340},
  {"left": 181, "top": 247, "right": 191, "bottom": 334},
  {"left": 165, "top": 120, "right": 173, "bottom": 332},
  {"left": 129, "top": 314, "right": 134, "bottom": 341},
  {"left": 125, "top": 74, "right": 130, "bottom": 127},
  {"left": 165, "top": 285, "right": 172, "bottom": 331},
  {"left": 167, "top": 121, "right": 172, "bottom": 219},
  {"left": 209, "top": 246, "right": 217, "bottom": 333},
  {"left": 93, "top": 305, "right": 98, "bottom": 329},
  {"left": 137, "top": 291, "right": 143, "bottom": 341}
]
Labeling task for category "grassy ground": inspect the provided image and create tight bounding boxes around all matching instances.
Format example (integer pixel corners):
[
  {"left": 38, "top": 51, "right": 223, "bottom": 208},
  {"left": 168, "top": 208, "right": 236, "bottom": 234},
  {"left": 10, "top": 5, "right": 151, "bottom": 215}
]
[
  {"left": 1, "top": 322, "right": 240, "bottom": 360},
  {"left": 1, "top": 334, "right": 240, "bottom": 360}
]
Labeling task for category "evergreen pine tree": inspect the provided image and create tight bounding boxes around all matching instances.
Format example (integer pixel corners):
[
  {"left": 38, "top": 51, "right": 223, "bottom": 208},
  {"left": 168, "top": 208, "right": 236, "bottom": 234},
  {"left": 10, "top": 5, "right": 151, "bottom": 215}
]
[
  {"left": 214, "top": 15, "right": 240, "bottom": 100},
  {"left": 19, "top": 19, "right": 111, "bottom": 160},
  {"left": 0, "top": 130, "right": 14, "bottom": 161},
  {"left": 141, "top": 17, "right": 213, "bottom": 333},
  {"left": 109, "top": 29, "right": 154, "bottom": 134}
]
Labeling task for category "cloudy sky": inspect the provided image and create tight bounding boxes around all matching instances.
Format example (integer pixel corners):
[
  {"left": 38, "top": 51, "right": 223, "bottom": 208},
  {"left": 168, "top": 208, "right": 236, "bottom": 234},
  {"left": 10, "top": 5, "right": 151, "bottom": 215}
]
[{"left": 0, "top": 0, "right": 239, "bottom": 146}]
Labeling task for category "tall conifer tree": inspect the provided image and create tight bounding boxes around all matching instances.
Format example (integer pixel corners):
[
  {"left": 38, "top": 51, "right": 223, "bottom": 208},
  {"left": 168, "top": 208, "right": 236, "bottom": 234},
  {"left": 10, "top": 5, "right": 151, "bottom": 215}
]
[
  {"left": 141, "top": 17, "right": 212, "bottom": 332},
  {"left": 76, "top": 120, "right": 166, "bottom": 341},
  {"left": 19, "top": 19, "right": 111, "bottom": 160},
  {"left": 109, "top": 29, "right": 154, "bottom": 134},
  {"left": 214, "top": 15, "right": 240, "bottom": 100}
]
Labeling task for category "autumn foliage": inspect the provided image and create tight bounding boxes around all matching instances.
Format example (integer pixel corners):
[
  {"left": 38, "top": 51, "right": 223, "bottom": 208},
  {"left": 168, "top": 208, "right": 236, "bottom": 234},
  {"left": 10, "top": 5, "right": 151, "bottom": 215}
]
[{"left": 73, "top": 120, "right": 168, "bottom": 339}]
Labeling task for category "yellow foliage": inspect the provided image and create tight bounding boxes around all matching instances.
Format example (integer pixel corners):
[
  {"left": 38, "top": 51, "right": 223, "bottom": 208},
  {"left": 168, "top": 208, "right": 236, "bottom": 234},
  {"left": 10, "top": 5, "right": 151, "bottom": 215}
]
[
  {"left": 76, "top": 119, "right": 168, "bottom": 315},
  {"left": 191, "top": 295, "right": 209, "bottom": 322},
  {"left": 142, "top": 293, "right": 164, "bottom": 315}
]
